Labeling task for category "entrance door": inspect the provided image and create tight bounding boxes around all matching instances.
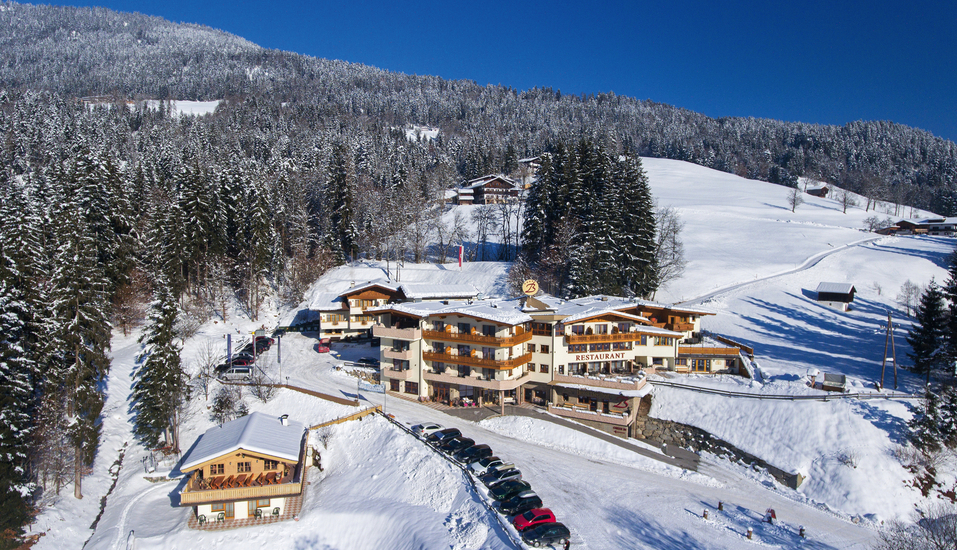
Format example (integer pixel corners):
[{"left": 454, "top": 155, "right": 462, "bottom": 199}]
[
  {"left": 224, "top": 502, "right": 235, "bottom": 519},
  {"left": 248, "top": 500, "right": 257, "bottom": 517},
  {"left": 589, "top": 399, "right": 598, "bottom": 412},
  {"left": 435, "top": 384, "right": 450, "bottom": 404}
]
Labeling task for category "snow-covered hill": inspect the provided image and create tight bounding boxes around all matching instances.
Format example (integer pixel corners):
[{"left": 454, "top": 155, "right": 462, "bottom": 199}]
[{"left": 32, "top": 158, "right": 954, "bottom": 549}]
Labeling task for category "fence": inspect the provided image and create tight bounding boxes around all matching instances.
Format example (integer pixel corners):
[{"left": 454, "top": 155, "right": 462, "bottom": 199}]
[
  {"left": 651, "top": 379, "right": 920, "bottom": 401},
  {"left": 310, "top": 406, "right": 381, "bottom": 430}
]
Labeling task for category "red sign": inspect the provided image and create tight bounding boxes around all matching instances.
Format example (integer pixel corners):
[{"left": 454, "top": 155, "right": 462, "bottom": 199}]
[{"left": 574, "top": 352, "right": 626, "bottom": 361}]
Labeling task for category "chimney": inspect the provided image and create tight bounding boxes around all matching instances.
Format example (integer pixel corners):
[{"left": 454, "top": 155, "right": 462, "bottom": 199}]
[
  {"left": 280, "top": 414, "right": 289, "bottom": 426},
  {"left": 350, "top": 281, "right": 356, "bottom": 288}
]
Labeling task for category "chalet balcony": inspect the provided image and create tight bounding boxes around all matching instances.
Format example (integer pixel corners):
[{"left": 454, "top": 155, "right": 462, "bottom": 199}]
[
  {"left": 383, "top": 348, "right": 414, "bottom": 361},
  {"left": 422, "top": 328, "right": 532, "bottom": 347},
  {"left": 373, "top": 325, "right": 422, "bottom": 341},
  {"left": 423, "top": 370, "right": 532, "bottom": 391},
  {"left": 565, "top": 332, "right": 644, "bottom": 345},
  {"left": 666, "top": 322, "right": 695, "bottom": 332},
  {"left": 180, "top": 469, "right": 302, "bottom": 505},
  {"left": 552, "top": 372, "right": 648, "bottom": 392},
  {"left": 678, "top": 346, "right": 740, "bottom": 357},
  {"left": 423, "top": 350, "right": 532, "bottom": 371},
  {"left": 383, "top": 366, "right": 416, "bottom": 380}
]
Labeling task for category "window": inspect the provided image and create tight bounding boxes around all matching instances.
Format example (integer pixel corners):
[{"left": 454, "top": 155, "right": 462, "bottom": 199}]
[
  {"left": 482, "top": 325, "right": 496, "bottom": 336},
  {"left": 457, "top": 323, "right": 470, "bottom": 334},
  {"left": 558, "top": 365, "right": 565, "bottom": 374},
  {"left": 612, "top": 342, "right": 631, "bottom": 350},
  {"left": 595, "top": 324, "right": 608, "bottom": 335},
  {"left": 237, "top": 462, "right": 251, "bottom": 473},
  {"left": 653, "top": 357, "right": 663, "bottom": 365},
  {"left": 532, "top": 322, "right": 551, "bottom": 336},
  {"left": 394, "top": 359, "right": 410, "bottom": 371},
  {"left": 527, "top": 343, "right": 536, "bottom": 353},
  {"left": 676, "top": 358, "right": 688, "bottom": 366},
  {"left": 210, "top": 464, "right": 224, "bottom": 475},
  {"left": 654, "top": 337, "right": 674, "bottom": 346},
  {"left": 589, "top": 343, "right": 610, "bottom": 352},
  {"left": 569, "top": 344, "right": 587, "bottom": 352},
  {"left": 617, "top": 323, "right": 630, "bottom": 334},
  {"left": 390, "top": 379, "right": 400, "bottom": 391},
  {"left": 256, "top": 499, "right": 270, "bottom": 508},
  {"left": 640, "top": 335, "right": 648, "bottom": 346},
  {"left": 541, "top": 345, "right": 550, "bottom": 353},
  {"left": 578, "top": 395, "right": 589, "bottom": 404},
  {"left": 434, "top": 321, "right": 445, "bottom": 332},
  {"left": 405, "top": 382, "right": 419, "bottom": 394},
  {"left": 540, "top": 364, "right": 549, "bottom": 374},
  {"left": 264, "top": 460, "right": 278, "bottom": 470},
  {"left": 571, "top": 325, "right": 585, "bottom": 335},
  {"left": 433, "top": 361, "right": 446, "bottom": 374},
  {"left": 528, "top": 363, "right": 536, "bottom": 372},
  {"left": 211, "top": 503, "right": 225, "bottom": 512}
]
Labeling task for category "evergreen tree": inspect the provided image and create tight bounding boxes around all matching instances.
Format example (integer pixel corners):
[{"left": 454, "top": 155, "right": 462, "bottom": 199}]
[
  {"left": 907, "top": 279, "right": 947, "bottom": 381},
  {"left": 132, "top": 278, "right": 188, "bottom": 451},
  {"left": 45, "top": 212, "right": 111, "bottom": 499},
  {"left": 909, "top": 389, "right": 944, "bottom": 453},
  {"left": 942, "top": 248, "right": 957, "bottom": 363}
]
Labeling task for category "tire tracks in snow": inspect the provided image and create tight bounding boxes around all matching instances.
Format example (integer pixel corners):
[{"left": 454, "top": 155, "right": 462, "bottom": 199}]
[{"left": 678, "top": 235, "right": 883, "bottom": 307}]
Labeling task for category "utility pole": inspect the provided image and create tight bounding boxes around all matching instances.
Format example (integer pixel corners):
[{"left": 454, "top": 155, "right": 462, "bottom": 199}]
[{"left": 880, "top": 311, "right": 898, "bottom": 390}]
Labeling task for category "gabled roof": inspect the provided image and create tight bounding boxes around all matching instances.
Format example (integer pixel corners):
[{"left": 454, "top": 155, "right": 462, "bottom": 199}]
[
  {"left": 398, "top": 283, "right": 479, "bottom": 300},
  {"left": 815, "top": 282, "right": 855, "bottom": 295},
  {"left": 180, "top": 412, "right": 305, "bottom": 472},
  {"left": 309, "top": 292, "right": 346, "bottom": 312},
  {"left": 462, "top": 174, "right": 519, "bottom": 190},
  {"left": 339, "top": 281, "right": 400, "bottom": 298}
]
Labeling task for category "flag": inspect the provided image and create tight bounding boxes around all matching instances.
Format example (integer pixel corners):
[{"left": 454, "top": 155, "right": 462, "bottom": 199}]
[{"left": 458, "top": 245, "right": 463, "bottom": 267}]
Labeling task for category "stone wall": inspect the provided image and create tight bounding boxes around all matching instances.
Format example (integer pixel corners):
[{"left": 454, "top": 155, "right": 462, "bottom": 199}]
[{"left": 633, "top": 396, "right": 803, "bottom": 489}]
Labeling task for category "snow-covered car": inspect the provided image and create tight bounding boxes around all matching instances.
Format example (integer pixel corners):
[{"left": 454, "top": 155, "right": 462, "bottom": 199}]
[
  {"left": 513, "top": 508, "right": 556, "bottom": 532},
  {"left": 481, "top": 466, "right": 520, "bottom": 488},
  {"left": 412, "top": 422, "right": 443, "bottom": 438},
  {"left": 521, "top": 522, "right": 570, "bottom": 547},
  {"left": 469, "top": 456, "right": 503, "bottom": 476},
  {"left": 438, "top": 436, "right": 474, "bottom": 454}
]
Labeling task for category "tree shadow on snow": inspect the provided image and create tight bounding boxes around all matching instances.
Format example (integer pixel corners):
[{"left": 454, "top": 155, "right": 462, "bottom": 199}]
[
  {"left": 604, "top": 505, "right": 726, "bottom": 549},
  {"left": 868, "top": 237, "right": 952, "bottom": 269}
]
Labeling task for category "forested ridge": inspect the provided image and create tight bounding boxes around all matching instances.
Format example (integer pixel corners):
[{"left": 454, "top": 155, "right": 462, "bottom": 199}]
[{"left": 0, "top": 0, "right": 956, "bottom": 545}]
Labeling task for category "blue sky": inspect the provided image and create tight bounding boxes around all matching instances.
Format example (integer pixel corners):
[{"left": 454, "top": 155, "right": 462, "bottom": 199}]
[{"left": 45, "top": 0, "right": 957, "bottom": 142}]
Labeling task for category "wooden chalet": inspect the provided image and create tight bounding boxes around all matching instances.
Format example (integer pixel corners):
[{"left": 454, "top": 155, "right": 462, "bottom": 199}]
[
  {"left": 460, "top": 174, "right": 521, "bottom": 204},
  {"left": 178, "top": 413, "right": 307, "bottom": 525},
  {"left": 815, "top": 282, "right": 856, "bottom": 312}
]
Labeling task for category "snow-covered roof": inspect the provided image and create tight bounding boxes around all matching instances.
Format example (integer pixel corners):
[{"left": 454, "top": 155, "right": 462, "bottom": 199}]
[
  {"left": 180, "top": 412, "right": 305, "bottom": 471},
  {"left": 552, "top": 382, "right": 654, "bottom": 398},
  {"left": 373, "top": 299, "right": 533, "bottom": 325},
  {"left": 310, "top": 292, "right": 345, "bottom": 311},
  {"left": 815, "top": 282, "right": 855, "bottom": 294},
  {"left": 340, "top": 281, "right": 399, "bottom": 297},
  {"left": 463, "top": 174, "right": 519, "bottom": 190},
  {"left": 527, "top": 294, "right": 713, "bottom": 320},
  {"left": 399, "top": 283, "right": 479, "bottom": 300}
]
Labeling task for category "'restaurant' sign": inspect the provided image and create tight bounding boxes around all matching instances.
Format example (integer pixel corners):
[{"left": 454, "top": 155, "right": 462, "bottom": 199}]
[{"left": 574, "top": 352, "right": 626, "bottom": 361}]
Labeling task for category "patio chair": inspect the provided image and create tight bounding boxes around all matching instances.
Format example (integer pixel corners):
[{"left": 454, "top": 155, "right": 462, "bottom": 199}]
[
  {"left": 272, "top": 507, "right": 280, "bottom": 517},
  {"left": 255, "top": 508, "right": 263, "bottom": 519},
  {"left": 197, "top": 514, "right": 206, "bottom": 525},
  {"left": 216, "top": 512, "right": 225, "bottom": 523}
]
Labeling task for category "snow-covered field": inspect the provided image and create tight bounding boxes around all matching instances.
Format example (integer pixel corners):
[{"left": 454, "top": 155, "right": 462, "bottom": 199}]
[{"left": 31, "top": 158, "right": 955, "bottom": 549}]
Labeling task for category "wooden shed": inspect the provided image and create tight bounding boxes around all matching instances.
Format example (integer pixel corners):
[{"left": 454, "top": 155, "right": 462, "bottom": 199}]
[{"left": 815, "top": 282, "right": 856, "bottom": 312}]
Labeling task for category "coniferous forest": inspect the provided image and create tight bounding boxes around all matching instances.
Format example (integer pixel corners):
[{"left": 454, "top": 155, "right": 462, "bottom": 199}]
[{"left": 0, "top": 0, "right": 957, "bottom": 545}]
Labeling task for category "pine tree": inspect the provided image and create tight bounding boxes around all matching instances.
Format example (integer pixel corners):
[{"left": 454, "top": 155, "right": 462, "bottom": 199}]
[
  {"left": 45, "top": 212, "right": 111, "bottom": 499},
  {"left": 942, "top": 248, "right": 957, "bottom": 363},
  {"left": 907, "top": 279, "right": 947, "bottom": 381},
  {"left": 132, "top": 278, "right": 188, "bottom": 451},
  {"left": 909, "top": 389, "right": 944, "bottom": 453}
]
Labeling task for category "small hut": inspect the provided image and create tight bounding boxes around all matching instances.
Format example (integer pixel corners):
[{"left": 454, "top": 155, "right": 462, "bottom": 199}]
[{"left": 815, "top": 282, "right": 856, "bottom": 312}]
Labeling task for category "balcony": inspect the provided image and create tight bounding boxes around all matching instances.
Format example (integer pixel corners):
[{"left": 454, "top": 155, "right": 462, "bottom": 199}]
[
  {"left": 383, "top": 366, "right": 416, "bottom": 380},
  {"left": 552, "top": 372, "right": 647, "bottom": 392},
  {"left": 423, "top": 328, "right": 532, "bottom": 347},
  {"left": 667, "top": 322, "right": 695, "bottom": 332},
  {"left": 423, "top": 351, "right": 532, "bottom": 371},
  {"left": 565, "top": 332, "right": 644, "bottom": 345},
  {"left": 383, "top": 348, "right": 414, "bottom": 361},
  {"left": 373, "top": 325, "right": 422, "bottom": 341},
  {"left": 423, "top": 370, "right": 532, "bottom": 391},
  {"left": 546, "top": 404, "right": 632, "bottom": 426},
  {"left": 180, "top": 470, "right": 302, "bottom": 505},
  {"left": 678, "top": 346, "right": 740, "bottom": 357}
]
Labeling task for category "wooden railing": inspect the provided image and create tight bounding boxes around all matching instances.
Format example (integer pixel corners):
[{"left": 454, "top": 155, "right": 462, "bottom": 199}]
[
  {"left": 678, "top": 346, "right": 741, "bottom": 356},
  {"left": 181, "top": 475, "right": 302, "bottom": 505},
  {"left": 310, "top": 406, "right": 381, "bottom": 429},
  {"left": 565, "top": 332, "right": 643, "bottom": 345},
  {"left": 667, "top": 322, "right": 695, "bottom": 332},
  {"left": 422, "top": 328, "right": 532, "bottom": 347},
  {"left": 423, "top": 351, "right": 532, "bottom": 370}
]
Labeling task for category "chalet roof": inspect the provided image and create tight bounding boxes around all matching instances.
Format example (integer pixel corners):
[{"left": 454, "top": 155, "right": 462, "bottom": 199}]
[
  {"left": 815, "top": 282, "right": 856, "bottom": 295},
  {"left": 310, "top": 292, "right": 346, "bottom": 312},
  {"left": 398, "top": 283, "right": 479, "bottom": 300},
  {"left": 371, "top": 299, "right": 533, "bottom": 325},
  {"left": 339, "top": 281, "right": 400, "bottom": 297},
  {"left": 526, "top": 294, "right": 713, "bottom": 318},
  {"left": 180, "top": 412, "right": 305, "bottom": 471},
  {"left": 463, "top": 174, "right": 519, "bottom": 190}
]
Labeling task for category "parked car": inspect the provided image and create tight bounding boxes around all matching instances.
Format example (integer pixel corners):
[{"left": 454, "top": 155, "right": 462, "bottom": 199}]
[
  {"left": 499, "top": 491, "right": 543, "bottom": 516},
  {"left": 469, "top": 456, "right": 503, "bottom": 476},
  {"left": 521, "top": 522, "right": 570, "bottom": 547},
  {"left": 316, "top": 343, "right": 330, "bottom": 353},
  {"left": 255, "top": 336, "right": 275, "bottom": 348},
  {"left": 454, "top": 443, "right": 492, "bottom": 464},
  {"left": 224, "top": 355, "right": 254, "bottom": 367},
  {"left": 481, "top": 466, "right": 521, "bottom": 488},
  {"left": 412, "top": 422, "right": 444, "bottom": 438},
  {"left": 439, "top": 437, "right": 474, "bottom": 454},
  {"left": 426, "top": 428, "right": 461, "bottom": 446},
  {"left": 215, "top": 364, "right": 253, "bottom": 380},
  {"left": 513, "top": 508, "right": 556, "bottom": 532},
  {"left": 489, "top": 480, "right": 531, "bottom": 502}
]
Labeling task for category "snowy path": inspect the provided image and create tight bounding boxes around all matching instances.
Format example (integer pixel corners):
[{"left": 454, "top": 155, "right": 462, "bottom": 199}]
[{"left": 679, "top": 235, "right": 882, "bottom": 306}]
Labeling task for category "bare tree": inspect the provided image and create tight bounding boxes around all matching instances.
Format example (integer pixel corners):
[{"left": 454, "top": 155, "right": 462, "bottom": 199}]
[
  {"left": 471, "top": 205, "right": 496, "bottom": 261},
  {"left": 898, "top": 280, "right": 921, "bottom": 317},
  {"left": 875, "top": 504, "right": 957, "bottom": 550},
  {"left": 788, "top": 186, "right": 804, "bottom": 212},
  {"left": 836, "top": 188, "right": 857, "bottom": 214},
  {"left": 193, "top": 339, "right": 223, "bottom": 402},
  {"left": 654, "top": 205, "right": 687, "bottom": 295},
  {"left": 249, "top": 367, "right": 277, "bottom": 403}
]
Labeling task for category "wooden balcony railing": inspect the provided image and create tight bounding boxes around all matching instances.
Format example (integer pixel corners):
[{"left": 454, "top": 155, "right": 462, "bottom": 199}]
[
  {"left": 667, "top": 322, "right": 695, "bottom": 332},
  {"left": 565, "top": 332, "right": 644, "bottom": 345},
  {"left": 423, "top": 351, "right": 532, "bottom": 370},
  {"left": 180, "top": 471, "right": 302, "bottom": 505},
  {"left": 373, "top": 325, "right": 422, "bottom": 340},
  {"left": 678, "top": 346, "right": 740, "bottom": 356},
  {"left": 422, "top": 328, "right": 532, "bottom": 347}
]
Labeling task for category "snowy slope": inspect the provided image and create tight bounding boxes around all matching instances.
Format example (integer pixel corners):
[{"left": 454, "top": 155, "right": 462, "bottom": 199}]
[{"left": 33, "top": 157, "right": 953, "bottom": 549}]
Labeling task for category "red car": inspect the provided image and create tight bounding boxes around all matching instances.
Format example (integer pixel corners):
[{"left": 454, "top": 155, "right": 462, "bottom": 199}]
[
  {"left": 513, "top": 508, "right": 556, "bottom": 532},
  {"left": 316, "top": 343, "right": 330, "bottom": 353}
]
